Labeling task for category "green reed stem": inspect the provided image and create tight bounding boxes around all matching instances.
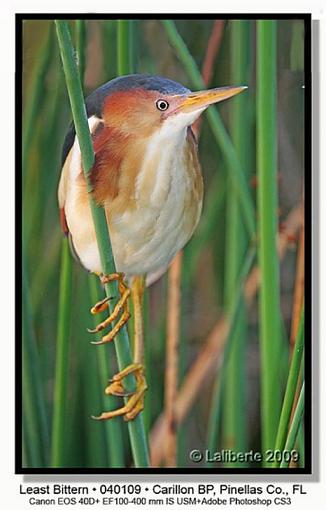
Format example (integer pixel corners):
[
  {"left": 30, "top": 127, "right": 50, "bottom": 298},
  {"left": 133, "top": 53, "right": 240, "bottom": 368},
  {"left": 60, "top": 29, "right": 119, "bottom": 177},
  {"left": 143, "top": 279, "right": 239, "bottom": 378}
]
[
  {"left": 55, "top": 20, "right": 149, "bottom": 467},
  {"left": 23, "top": 263, "right": 50, "bottom": 467},
  {"left": 75, "top": 19, "right": 109, "bottom": 468},
  {"left": 76, "top": 20, "right": 86, "bottom": 86},
  {"left": 51, "top": 238, "right": 73, "bottom": 467},
  {"left": 222, "top": 20, "right": 251, "bottom": 465},
  {"left": 272, "top": 307, "right": 304, "bottom": 467},
  {"left": 118, "top": 20, "right": 133, "bottom": 75},
  {"left": 161, "top": 19, "right": 255, "bottom": 239},
  {"left": 257, "top": 20, "right": 282, "bottom": 460},
  {"left": 102, "top": 21, "right": 117, "bottom": 82},
  {"left": 280, "top": 382, "right": 305, "bottom": 468}
]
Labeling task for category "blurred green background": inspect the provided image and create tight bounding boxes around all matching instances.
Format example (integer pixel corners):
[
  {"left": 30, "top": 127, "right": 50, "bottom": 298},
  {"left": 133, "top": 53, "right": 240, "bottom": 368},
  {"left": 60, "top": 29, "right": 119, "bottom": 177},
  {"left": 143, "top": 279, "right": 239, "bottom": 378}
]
[{"left": 22, "top": 18, "right": 305, "bottom": 469}]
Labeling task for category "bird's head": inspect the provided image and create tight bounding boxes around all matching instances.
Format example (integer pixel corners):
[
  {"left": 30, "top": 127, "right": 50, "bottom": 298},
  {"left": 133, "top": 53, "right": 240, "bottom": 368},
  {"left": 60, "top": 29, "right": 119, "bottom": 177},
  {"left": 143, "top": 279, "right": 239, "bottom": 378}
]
[{"left": 90, "top": 74, "right": 247, "bottom": 140}]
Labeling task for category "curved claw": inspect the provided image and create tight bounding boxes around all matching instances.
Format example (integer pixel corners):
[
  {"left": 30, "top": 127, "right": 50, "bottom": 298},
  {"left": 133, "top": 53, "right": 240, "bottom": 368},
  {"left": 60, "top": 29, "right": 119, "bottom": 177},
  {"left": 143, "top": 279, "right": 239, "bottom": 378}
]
[
  {"left": 90, "top": 311, "right": 131, "bottom": 346},
  {"left": 90, "top": 339, "right": 108, "bottom": 346},
  {"left": 108, "top": 389, "right": 134, "bottom": 397},
  {"left": 105, "top": 380, "right": 134, "bottom": 397},
  {"left": 93, "top": 364, "right": 147, "bottom": 421},
  {"left": 91, "top": 388, "right": 146, "bottom": 422},
  {"left": 87, "top": 326, "right": 101, "bottom": 334},
  {"left": 91, "top": 414, "right": 108, "bottom": 421},
  {"left": 90, "top": 296, "right": 114, "bottom": 315}
]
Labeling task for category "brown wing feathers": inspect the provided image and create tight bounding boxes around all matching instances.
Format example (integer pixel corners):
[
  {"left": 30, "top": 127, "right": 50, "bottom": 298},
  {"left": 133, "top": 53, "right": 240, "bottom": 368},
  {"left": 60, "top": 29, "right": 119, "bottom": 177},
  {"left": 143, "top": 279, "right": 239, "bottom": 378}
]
[{"left": 89, "top": 126, "right": 129, "bottom": 205}]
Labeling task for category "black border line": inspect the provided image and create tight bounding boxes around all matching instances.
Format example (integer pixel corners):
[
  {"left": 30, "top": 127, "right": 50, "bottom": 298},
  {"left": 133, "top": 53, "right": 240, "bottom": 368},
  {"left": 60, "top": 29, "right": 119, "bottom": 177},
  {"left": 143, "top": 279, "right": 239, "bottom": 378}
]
[
  {"left": 17, "top": 13, "right": 312, "bottom": 475},
  {"left": 16, "top": 13, "right": 24, "bottom": 476},
  {"left": 303, "top": 14, "right": 312, "bottom": 478}
]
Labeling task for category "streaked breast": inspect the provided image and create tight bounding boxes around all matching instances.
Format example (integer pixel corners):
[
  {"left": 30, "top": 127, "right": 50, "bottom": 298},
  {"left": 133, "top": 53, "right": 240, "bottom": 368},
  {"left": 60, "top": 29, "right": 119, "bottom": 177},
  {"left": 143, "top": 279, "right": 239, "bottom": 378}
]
[{"left": 107, "top": 126, "right": 203, "bottom": 277}]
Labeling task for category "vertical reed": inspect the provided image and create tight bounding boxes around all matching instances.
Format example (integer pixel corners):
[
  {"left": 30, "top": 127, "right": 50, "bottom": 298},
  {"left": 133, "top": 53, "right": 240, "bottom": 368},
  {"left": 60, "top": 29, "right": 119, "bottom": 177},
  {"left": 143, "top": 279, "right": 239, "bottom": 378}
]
[
  {"left": 256, "top": 20, "right": 282, "bottom": 459},
  {"left": 23, "top": 265, "right": 50, "bottom": 467},
  {"left": 76, "top": 20, "right": 86, "bottom": 86},
  {"left": 222, "top": 20, "right": 250, "bottom": 464},
  {"left": 117, "top": 20, "right": 132, "bottom": 75},
  {"left": 50, "top": 238, "right": 73, "bottom": 466},
  {"left": 51, "top": 19, "right": 85, "bottom": 468}
]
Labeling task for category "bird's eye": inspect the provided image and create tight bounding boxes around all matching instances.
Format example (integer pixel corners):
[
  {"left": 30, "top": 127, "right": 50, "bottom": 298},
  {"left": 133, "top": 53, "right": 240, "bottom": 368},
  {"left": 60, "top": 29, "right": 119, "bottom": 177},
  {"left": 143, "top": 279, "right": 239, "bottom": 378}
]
[{"left": 156, "top": 99, "right": 169, "bottom": 111}]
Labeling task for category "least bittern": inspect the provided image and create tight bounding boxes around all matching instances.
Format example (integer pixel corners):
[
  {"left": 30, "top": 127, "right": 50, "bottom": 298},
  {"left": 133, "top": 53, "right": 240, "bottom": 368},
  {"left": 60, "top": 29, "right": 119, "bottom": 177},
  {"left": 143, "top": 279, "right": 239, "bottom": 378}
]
[{"left": 58, "top": 74, "right": 246, "bottom": 421}]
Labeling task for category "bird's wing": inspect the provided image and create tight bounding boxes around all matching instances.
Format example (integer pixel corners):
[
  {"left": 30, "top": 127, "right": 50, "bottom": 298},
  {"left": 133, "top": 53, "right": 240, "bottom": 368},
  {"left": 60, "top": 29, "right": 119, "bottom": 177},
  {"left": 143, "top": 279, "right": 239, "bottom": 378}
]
[
  {"left": 58, "top": 119, "right": 82, "bottom": 237},
  {"left": 58, "top": 114, "right": 105, "bottom": 236},
  {"left": 88, "top": 125, "right": 127, "bottom": 206},
  {"left": 58, "top": 150, "right": 71, "bottom": 235}
]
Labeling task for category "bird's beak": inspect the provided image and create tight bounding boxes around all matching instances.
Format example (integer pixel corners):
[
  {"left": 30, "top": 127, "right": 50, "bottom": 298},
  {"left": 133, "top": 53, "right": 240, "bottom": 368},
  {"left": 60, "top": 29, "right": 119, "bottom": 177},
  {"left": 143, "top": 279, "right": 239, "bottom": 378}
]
[{"left": 176, "top": 85, "right": 247, "bottom": 114}]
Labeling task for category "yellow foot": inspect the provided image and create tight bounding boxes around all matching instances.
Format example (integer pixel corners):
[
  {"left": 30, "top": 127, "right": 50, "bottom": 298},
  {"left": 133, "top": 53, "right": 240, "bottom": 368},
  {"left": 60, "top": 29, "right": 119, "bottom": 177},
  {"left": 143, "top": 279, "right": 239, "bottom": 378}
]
[
  {"left": 88, "top": 272, "right": 131, "bottom": 345},
  {"left": 92, "top": 364, "right": 147, "bottom": 421}
]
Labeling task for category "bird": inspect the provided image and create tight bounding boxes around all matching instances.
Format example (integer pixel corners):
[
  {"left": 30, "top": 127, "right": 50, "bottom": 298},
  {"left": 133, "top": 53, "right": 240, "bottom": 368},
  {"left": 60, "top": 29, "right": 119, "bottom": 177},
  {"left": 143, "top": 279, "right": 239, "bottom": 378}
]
[{"left": 58, "top": 74, "right": 246, "bottom": 422}]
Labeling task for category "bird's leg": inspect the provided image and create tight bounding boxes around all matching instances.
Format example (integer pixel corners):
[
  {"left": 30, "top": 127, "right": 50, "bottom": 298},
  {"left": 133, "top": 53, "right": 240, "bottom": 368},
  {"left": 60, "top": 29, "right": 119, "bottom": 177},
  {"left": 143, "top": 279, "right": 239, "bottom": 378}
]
[
  {"left": 88, "top": 272, "right": 131, "bottom": 345},
  {"left": 93, "top": 276, "right": 147, "bottom": 422}
]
